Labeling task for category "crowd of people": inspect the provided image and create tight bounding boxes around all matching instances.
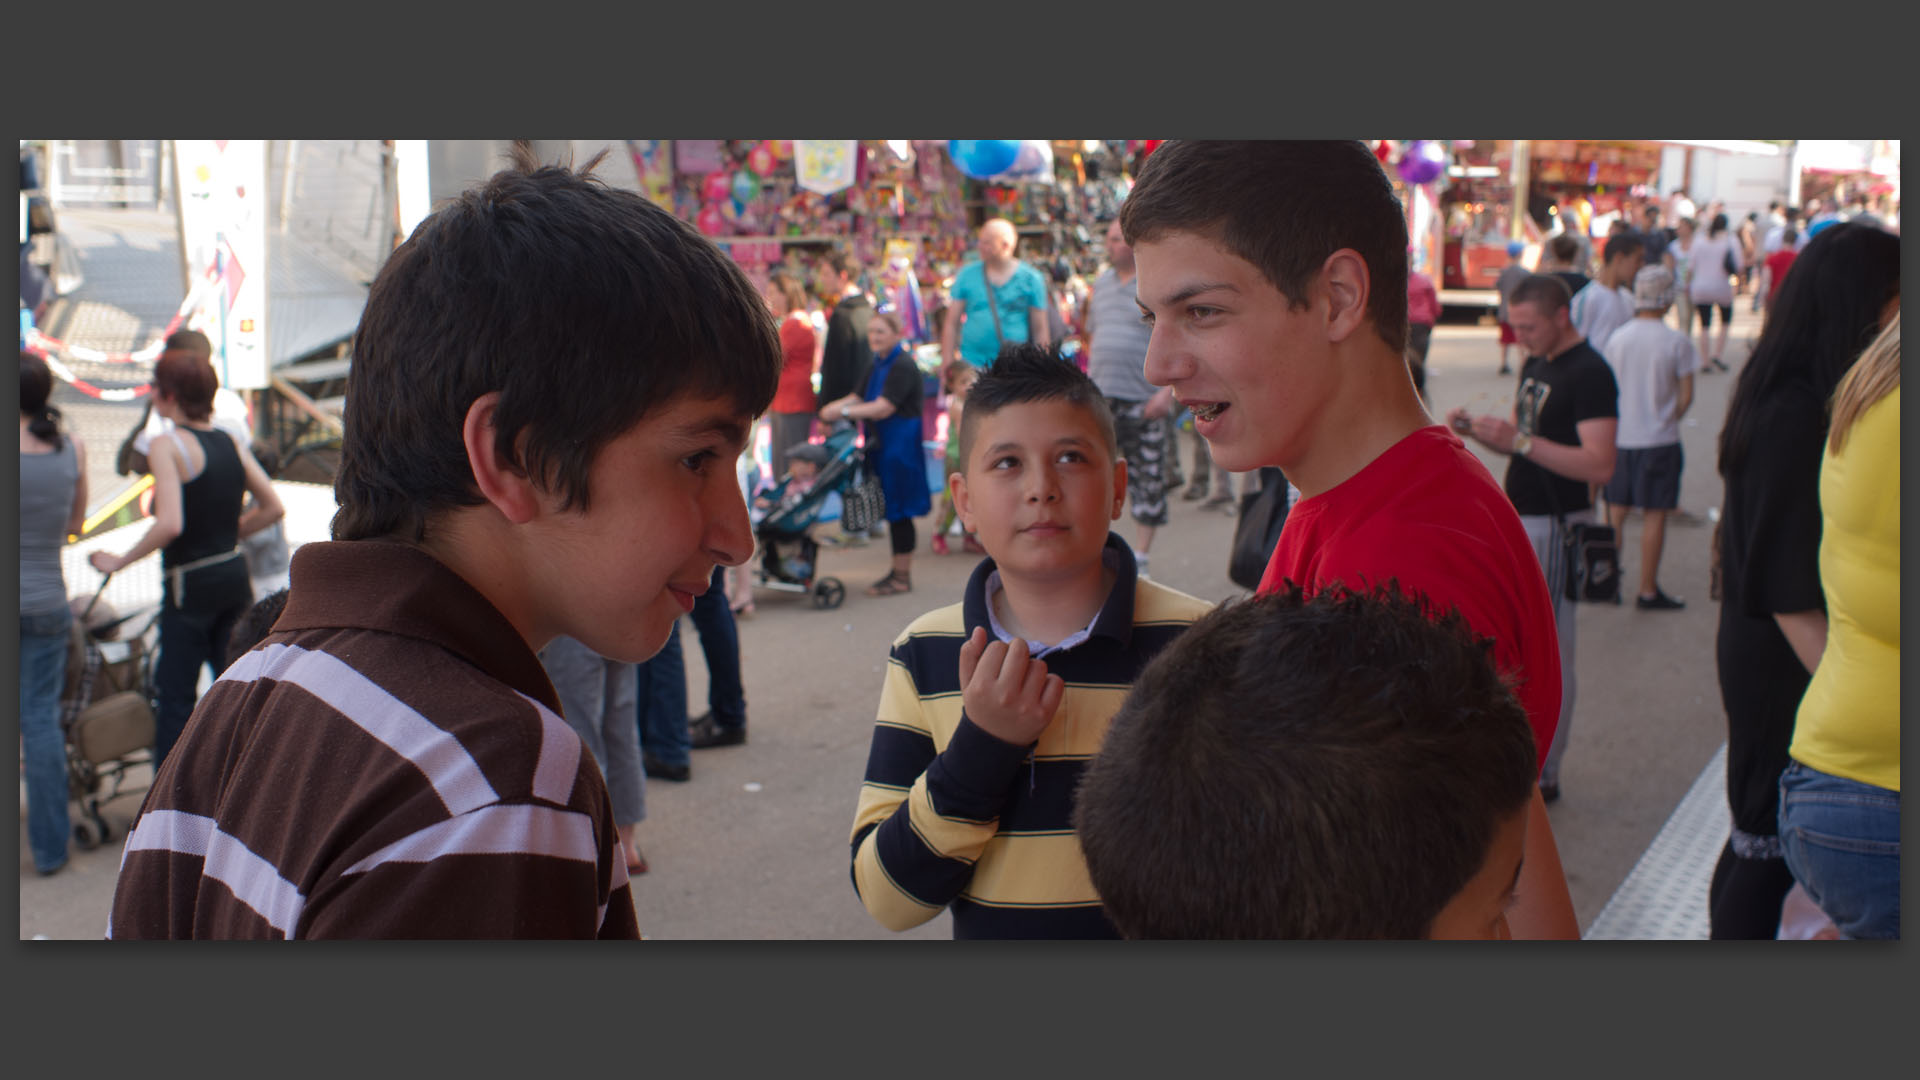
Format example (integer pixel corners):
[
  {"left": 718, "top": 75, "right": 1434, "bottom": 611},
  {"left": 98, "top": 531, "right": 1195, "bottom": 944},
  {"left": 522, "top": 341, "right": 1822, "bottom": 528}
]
[{"left": 29, "top": 139, "right": 1897, "bottom": 940}]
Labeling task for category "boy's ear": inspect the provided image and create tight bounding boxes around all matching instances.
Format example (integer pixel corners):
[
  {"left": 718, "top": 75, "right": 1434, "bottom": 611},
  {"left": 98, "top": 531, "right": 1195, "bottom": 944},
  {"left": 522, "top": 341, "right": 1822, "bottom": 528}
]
[
  {"left": 1110, "top": 456, "right": 1127, "bottom": 521},
  {"left": 949, "top": 470, "right": 975, "bottom": 534},
  {"left": 462, "top": 392, "right": 543, "bottom": 526},
  {"left": 1320, "top": 248, "right": 1371, "bottom": 345}
]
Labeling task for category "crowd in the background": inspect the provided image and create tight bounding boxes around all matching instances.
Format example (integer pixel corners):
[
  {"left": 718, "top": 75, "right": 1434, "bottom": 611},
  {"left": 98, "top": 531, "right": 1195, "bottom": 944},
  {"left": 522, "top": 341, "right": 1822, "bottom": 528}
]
[{"left": 29, "top": 140, "right": 1899, "bottom": 941}]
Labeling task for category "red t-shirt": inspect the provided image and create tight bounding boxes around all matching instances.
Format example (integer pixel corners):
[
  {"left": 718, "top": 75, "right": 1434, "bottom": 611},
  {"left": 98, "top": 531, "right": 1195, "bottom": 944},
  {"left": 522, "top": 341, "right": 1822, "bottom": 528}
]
[
  {"left": 1258, "top": 426, "right": 1562, "bottom": 768},
  {"left": 771, "top": 312, "right": 818, "bottom": 414},
  {"left": 1764, "top": 249, "right": 1798, "bottom": 304}
]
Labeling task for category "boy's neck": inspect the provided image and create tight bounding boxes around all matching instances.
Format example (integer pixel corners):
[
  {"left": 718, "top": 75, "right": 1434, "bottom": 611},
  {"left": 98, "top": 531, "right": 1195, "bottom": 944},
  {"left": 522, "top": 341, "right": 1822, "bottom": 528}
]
[
  {"left": 991, "top": 559, "right": 1117, "bottom": 647},
  {"left": 1286, "top": 337, "right": 1434, "bottom": 500},
  {"left": 413, "top": 511, "right": 548, "bottom": 654}
]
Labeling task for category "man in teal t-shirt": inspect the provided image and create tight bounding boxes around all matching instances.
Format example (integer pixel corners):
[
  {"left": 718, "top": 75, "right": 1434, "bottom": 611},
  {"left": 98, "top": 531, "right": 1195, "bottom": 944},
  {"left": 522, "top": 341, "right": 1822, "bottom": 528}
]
[{"left": 941, "top": 217, "right": 1051, "bottom": 367}]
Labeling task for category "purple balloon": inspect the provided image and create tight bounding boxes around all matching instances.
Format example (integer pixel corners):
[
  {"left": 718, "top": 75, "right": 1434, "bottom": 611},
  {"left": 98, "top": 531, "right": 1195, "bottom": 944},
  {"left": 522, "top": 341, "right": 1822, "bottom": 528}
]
[{"left": 1397, "top": 140, "right": 1449, "bottom": 186}]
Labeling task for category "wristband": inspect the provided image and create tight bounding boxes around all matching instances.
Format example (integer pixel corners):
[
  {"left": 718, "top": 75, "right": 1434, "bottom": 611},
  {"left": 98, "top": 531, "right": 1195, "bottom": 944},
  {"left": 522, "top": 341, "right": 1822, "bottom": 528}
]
[{"left": 841, "top": 404, "right": 851, "bottom": 420}]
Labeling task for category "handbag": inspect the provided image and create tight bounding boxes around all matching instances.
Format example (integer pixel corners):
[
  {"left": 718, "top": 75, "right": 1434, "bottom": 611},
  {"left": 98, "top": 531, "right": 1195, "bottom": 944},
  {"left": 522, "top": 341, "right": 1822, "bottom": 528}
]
[
  {"left": 1228, "top": 467, "right": 1292, "bottom": 590},
  {"left": 27, "top": 194, "right": 56, "bottom": 236},
  {"left": 1721, "top": 243, "right": 1740, "bottom": 278},
  {"left": 840, "top": 452, "right": 887, "bottom": 534},
  {"left": 1556, "top": 516, "right": 1621, "bottom": 603},
  {"left": 1538, "top": 458, "right": 1620, "bottom": 604}
]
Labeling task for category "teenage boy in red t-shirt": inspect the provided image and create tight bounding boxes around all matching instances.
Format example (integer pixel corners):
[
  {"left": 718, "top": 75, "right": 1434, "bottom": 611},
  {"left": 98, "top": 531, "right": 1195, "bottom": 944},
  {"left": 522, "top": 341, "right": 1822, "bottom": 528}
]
[{"left": 1124, "top": 140, "right": 1579, "bottom": 939}]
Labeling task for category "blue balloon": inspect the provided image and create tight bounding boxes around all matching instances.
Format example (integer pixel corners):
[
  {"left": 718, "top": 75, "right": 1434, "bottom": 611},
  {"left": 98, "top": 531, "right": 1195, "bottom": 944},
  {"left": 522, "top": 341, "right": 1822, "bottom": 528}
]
[{"left": 947, "top": 140, "right": 1022, "bottom": 180}]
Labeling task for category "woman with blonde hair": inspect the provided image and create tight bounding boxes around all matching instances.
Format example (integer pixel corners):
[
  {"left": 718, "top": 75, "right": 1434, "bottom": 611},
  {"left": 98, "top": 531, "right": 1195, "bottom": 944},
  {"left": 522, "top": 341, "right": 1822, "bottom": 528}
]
[
  {"left": 1777, "top": 312, "right": 1901, "bottom": 938},
  {"left": 1711, "top": 222, "right": 1898, "bottom": 937},
  {"left": 818, "top": 308, "right": 930, "bottom": 596}
]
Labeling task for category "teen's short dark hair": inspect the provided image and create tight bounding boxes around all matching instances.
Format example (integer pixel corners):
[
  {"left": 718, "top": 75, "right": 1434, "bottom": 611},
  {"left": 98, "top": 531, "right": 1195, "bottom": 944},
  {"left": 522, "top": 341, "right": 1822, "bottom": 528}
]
[
  {"left": 1119, "top": 140, "right": 1409, "bottom": 354},
  {"left": 164, "top": 329, "right": 212, "bottom": 360},
  {"left": 818, "top": 250, "right": 861, "bottom": 282},
  {"left": 1547, "top": 233, "right": 1581, "bottom": 265},
  {"left": 332, "top": 142, "right": 780, "bottom": 542},
  {"left": 955, "top": 343, "right": 1116, "bottom": 471},
  {"left": 1073, "top": 582, "right": 1538, "bottom": 939},
  {"left": 226, "top": 588, "right": 291, "bottom": 668},
  {"left": 153, "top": 347, "right": 220, "bottom": 421},
  {"left": 1603, "top": 233, "right": 1644, "bottom": 263},
  {"left": 1509, "top": 273, "right": 1573, "bottom": 315}
]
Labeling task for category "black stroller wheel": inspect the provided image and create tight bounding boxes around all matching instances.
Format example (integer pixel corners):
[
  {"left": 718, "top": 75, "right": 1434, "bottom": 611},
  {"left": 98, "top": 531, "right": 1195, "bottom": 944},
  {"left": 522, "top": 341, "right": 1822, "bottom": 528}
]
[
  {"left": 813, "top": 577, "right": 846, "bottom": 609},
  {"left": 73, "top": 818, "right": 101, "bottom": 851}
]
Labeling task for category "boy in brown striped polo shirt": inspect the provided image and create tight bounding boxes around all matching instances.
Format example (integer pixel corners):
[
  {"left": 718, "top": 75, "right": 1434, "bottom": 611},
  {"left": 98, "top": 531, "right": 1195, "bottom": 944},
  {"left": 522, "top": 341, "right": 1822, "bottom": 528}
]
[{"left": 107, "top": 143, "right": 781, "bottom": 939}]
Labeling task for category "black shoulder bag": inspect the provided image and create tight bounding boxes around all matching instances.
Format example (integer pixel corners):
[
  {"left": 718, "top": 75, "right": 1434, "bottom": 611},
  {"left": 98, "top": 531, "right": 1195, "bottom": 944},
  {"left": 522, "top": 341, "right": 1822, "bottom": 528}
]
[
  {"left": 1539, "top": 468, "right": 1620, "bottom": 605},
  {"left": 1228, "top": 467, "right": 1292, "bottom": 590}
]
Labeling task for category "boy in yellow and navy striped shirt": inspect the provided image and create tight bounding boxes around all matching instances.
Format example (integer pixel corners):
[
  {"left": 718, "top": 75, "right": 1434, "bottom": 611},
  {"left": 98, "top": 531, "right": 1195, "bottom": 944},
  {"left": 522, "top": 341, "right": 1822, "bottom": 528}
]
[{"left": 849, "top": 344, "right": 1212, "bottom": 938}]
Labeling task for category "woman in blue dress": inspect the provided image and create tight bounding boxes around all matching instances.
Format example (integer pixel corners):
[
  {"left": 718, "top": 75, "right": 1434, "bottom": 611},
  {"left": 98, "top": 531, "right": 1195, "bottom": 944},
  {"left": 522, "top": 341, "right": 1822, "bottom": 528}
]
[{"left": 817, "top": 308, "right": 930, "bottom": 595}]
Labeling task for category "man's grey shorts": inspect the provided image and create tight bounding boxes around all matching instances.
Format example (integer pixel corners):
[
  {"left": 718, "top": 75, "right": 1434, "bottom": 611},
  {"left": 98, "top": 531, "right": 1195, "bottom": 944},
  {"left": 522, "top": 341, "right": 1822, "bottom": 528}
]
[{"left": 1604, "top": 443, "right": 1683, "bottom": 510}]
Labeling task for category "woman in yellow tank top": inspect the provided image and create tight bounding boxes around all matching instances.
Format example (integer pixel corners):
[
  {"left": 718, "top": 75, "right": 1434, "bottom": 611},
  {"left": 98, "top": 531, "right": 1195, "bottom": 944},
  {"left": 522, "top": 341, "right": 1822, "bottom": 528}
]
[{"left": 1778, "top": 312, "right": 1900, "bottom": 940}]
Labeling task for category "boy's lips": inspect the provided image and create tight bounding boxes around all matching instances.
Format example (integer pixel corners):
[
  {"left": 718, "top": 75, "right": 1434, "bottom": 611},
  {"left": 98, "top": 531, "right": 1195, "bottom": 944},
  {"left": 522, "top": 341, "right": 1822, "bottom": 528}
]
[
  {"left": 667, "top": 577, "right": 710, "bottom": 612},
  {"left": 1180, "top": 397, "right": 1229, "bottom": 424}
]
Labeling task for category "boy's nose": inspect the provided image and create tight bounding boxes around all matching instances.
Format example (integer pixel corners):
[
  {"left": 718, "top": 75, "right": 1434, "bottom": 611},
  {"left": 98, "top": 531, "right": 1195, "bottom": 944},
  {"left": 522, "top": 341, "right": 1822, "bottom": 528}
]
[
  {"left": 1141, "top": 329, "right": 1179, "bottom": 387},
  {"left": 1024, "top": 468, "right": 1061, "bottom": 502},
  {"left": 709, "top": 484, "right": 755, "bottom": 566}
]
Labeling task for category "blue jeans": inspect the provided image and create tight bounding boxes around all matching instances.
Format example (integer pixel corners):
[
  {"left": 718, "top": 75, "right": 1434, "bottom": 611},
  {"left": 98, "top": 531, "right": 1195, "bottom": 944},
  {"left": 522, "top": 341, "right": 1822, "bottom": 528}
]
[
  {"left": 634, "top": 567, "right": 746, "bottom": 768},
  {"left": 689, "top": 564, "right": 746, "bottom": 731},
  {"left": 1778, "top": 761, "right": 1900, "bottom": 939},
  {"left": 20, "top": 608, "right": 73, "bottom": 874},
  {"left": 153, "top": 593, "right": 246, "bottom": 772}
]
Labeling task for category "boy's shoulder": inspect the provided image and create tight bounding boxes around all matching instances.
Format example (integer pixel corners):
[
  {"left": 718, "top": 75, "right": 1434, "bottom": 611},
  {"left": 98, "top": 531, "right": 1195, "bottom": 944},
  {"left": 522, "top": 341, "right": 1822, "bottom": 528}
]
[
  {"left": 1133, "top": 576, "right": 1214, "bottom": 628},
  {"left": 892, "top": 598, "right": 969, "bottom": 649}
]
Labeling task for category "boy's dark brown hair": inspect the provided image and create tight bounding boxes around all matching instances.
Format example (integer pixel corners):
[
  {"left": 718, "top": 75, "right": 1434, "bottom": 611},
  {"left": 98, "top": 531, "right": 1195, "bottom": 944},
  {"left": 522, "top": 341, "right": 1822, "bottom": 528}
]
[
  {"left": 1119, "top": 140, "right": 1410, "bottom": 355},
  {"left": 332, "top": 142, "right": 780, "bottom": 542},
  {"left": 1602, "top": 232, "right": 1644, "bottom": 265},
  {"left": 955, "top": 343, "right": 1115, "bottom": 473},
  {"left": 1509, "top": 273, "right": 1574, "bottom": 315},
  {"left": 1073, "top": 582, "right": 1538, "bottom": 939},
  {"left": 225, "top": 588, "right": 291, "bottom": 668}
]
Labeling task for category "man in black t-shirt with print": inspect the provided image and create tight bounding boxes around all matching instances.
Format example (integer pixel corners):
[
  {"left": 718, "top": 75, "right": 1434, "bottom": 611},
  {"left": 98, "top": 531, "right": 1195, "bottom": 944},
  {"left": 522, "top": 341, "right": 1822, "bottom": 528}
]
[{"left": 1447, "top": 273, "right": 1618, "bottom": 802}]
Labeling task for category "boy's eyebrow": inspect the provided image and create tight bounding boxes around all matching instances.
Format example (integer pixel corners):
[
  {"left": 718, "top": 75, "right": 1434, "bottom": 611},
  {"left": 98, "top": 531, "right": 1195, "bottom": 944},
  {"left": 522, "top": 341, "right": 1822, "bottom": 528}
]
[
  {"left": 981, "top": 434, "right": 1095, "bottom": 457},
  {"left": 1142, "top": 280, "right": 1240, "bottom": 312},
  {"left": 671, "top": 415, "right": 751, "bottom": 449}
]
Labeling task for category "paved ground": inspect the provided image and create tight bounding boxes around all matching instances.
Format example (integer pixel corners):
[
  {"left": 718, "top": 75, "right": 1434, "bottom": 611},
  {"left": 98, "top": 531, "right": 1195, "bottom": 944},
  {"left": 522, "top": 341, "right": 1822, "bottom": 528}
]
[{"left": 19, "top": 205, "right": 1768, "bottom": 939}]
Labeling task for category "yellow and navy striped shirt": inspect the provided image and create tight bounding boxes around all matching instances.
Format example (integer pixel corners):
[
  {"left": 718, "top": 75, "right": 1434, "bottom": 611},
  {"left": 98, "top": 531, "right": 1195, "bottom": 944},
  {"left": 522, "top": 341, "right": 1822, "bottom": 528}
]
[{"left": 850, "top": 534, "right": 1212, "bottom": 938}]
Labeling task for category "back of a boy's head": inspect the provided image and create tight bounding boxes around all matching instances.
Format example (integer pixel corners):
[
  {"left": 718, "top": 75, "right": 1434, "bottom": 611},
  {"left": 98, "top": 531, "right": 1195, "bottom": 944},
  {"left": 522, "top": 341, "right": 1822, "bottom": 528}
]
[
  {"left": 1074, "top": 582, "right": 1537, "bottom": 939},
  {"left": 225, "top": 588, "right": 291, "bottom": 668},
  {"left": 956, "top": 343, "right": 1115, "bottom": 471},
  {"left": 1119, "top": 140, "right": 1409, "bottom": 356},
  {"left": 332, "top": 142, "right": 780, "bottom": 542}
]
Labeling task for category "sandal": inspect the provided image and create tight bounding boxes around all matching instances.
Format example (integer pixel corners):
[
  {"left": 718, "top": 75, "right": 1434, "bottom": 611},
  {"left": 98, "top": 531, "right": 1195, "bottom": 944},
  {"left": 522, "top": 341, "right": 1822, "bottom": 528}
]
[
  {"left": 867, "top": 571, "right": 912, "bottom": 596},
  {"left": 931, "top": 533, "right": 950, "bottom": 556}
]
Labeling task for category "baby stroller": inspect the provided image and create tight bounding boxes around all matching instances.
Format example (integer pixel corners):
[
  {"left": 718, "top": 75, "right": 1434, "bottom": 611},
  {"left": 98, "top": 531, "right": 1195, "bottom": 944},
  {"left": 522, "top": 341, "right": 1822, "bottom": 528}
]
[
  {"left": 749, "top": 426, "right": 874, "bottom": 610},
  {"left": 59, "top": 576, "right": 160, "bottom": 851}
]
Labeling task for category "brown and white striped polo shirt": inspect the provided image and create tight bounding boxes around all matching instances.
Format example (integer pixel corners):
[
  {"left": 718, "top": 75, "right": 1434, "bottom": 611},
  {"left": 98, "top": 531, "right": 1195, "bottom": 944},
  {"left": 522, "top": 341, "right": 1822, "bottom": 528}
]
[{"left": 107, "top": 540, "right": 641, "bottom": 939}]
